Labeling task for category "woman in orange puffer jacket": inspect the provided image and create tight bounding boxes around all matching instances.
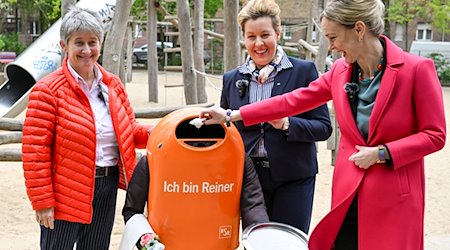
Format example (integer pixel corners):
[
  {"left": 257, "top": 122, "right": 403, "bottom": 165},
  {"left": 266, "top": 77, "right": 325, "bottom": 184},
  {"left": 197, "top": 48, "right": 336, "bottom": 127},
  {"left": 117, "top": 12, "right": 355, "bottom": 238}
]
[{"left": 21, "top": 6, "right": 152, "bottom": 249}]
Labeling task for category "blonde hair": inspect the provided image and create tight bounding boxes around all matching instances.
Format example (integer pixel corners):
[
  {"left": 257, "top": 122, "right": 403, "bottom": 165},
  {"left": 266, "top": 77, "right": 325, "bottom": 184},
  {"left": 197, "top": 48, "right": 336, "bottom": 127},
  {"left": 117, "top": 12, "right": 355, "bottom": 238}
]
[
  {"left": 321, "top": 0, "right": 385, "bottom": 36},
  {"left": 238, "top": 0, "right": 281, "bottom": 34}
]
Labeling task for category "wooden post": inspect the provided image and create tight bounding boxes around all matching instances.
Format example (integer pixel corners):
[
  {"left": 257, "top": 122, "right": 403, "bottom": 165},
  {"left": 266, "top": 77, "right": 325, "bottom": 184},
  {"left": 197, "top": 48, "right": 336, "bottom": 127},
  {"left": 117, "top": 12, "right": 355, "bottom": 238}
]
[
  {"left": 193, "top": 0, "right": 207, "bottom": 103},
  {"left": 0, "top": 132, "right": 22, "bottom": 145},
  {"left": 326, "top": 103, "right": 340, "bottom": 166},
  {"left": 147, "top": 0, "right": 159, "bottom": 102},
  {"left": 0, "top": 149, "right": 21, "bottom": 161},
  {"left": 177, "top": 0, "right": 197, "bottom": 104},
  {"left": 223, "top": 0, "right": 240, "bottom": 71},
  {"left": 0, "top": 118, "right": 23, "bottom": 131},
  {"left": 126, "top": 21, "right": 133, "bottom": 83},
  {"left": 102, "top": 0, "right": 134, "bottom": 78}
]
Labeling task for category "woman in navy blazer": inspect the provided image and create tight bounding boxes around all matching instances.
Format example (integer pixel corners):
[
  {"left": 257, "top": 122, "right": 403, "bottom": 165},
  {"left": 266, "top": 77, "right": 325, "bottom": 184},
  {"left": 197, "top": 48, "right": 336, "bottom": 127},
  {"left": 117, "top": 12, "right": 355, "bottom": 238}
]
[{"left": 220, "top": 0, "right": 332, "bottom": 234}]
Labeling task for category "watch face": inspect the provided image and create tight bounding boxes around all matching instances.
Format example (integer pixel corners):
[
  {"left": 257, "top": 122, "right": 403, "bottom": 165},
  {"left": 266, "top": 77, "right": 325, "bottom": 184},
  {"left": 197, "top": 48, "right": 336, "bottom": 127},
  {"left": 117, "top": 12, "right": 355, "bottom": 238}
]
[{"left": 378, "top": 146, "right": 386, "bottom": 162}]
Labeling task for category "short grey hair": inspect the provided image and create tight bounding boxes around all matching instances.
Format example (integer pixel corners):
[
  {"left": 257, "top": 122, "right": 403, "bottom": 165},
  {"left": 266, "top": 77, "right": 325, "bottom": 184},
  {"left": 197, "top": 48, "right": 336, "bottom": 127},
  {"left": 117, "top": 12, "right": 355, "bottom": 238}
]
[
  {"left": 321, "top": 0, "right": 385, "bottom": 36},
  {"left": 60, "top": 6, "right": 104, "bottom": 44}
]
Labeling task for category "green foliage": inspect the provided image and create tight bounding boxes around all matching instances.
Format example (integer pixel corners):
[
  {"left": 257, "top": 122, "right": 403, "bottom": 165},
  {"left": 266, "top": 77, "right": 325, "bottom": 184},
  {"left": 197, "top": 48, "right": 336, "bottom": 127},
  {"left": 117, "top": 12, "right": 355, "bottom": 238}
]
[
  {"left": 131, "top": 0, "right": 224, "bottom": 20},
  {"left": 204, "top": 0, "right": 223, "bottom": 18},
  {"left": 167, "top": 53, "right": 182, "bottom": 66},
  {"left": 426, "top": 0, "right": 450, "bottom": 39},
  {"left": 428, "top": 52, "right": 450, "bottom": 84},
  {"left": 6, "top": 0, "right": 60, "bottom": 28},
  {"left": 48, "top": 0, "right": 61, "bottom": 23},
  {"left": 33, "top": 0, "right": 60, "bottom": 27},
  {"left": 0, "top": 0, "right": 9, "bottom": 10},
  {"left": 130, "top": 0, "right": 148, "bottom": 22},
  {"left": 387, "top": 0, "right": 427, "bottom": 24},
  {"left": 389, "top": 0, "right": 450, "bottom": 39},
  {"left": 0, "top": 32, "right": 26, "bottom": 53}
]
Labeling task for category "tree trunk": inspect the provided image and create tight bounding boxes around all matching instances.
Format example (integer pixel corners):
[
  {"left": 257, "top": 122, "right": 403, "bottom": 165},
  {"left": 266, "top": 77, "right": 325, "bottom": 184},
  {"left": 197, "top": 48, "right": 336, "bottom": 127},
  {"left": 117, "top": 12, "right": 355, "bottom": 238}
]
[
  {"left": 61, "top": 0, "right": 77, "bottom": 63},
  {"left": 223, "top": 0, "right": 240, "bottom": 71},
  {"left": 314, "top": 31, "right": 328, "bottom": 74},
  {"left": 383, "top": 0, "right": 391, "bottom": 36},
  {"left": 193, "top": 0, "right": 207, "bottom": 103},
  {"left": 313, "top": 0, "right": 328, "bottom": 74},
  {"left": 177, "top": 0, "right": 197, "bottom": 104},
  {"left": 102, "top": 0, "right": 133, "bottom": 79},
  {"left": 125, "top": 22, "right": 133, "bottom": 83},
  {"left": 61, "top": 0, "right": 77, "bottom": 17},
  {"left": 147, "top": 0, "right": 159, "bottom": 102},
  {"left": 405, "top": 22, "right": 409, "bottom": 51},
  {"left": 305, "top": 0, "right": 314, "bottom": 61}
]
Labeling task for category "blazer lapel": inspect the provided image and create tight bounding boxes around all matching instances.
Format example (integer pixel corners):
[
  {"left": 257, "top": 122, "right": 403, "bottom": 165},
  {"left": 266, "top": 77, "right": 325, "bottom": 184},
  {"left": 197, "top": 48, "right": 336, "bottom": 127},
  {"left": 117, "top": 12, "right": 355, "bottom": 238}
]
[
  {"left": 367, "top": 66, "right": 398, "bottom": 143},
  {"left": 367, "top": 36, "right": 404, "bottom": 144},
  {"left": 271, "top": 69, "right": 291, "bottom": 97},
  {"left": 335, "top": 64, "right": 366, "bottom": 143}
]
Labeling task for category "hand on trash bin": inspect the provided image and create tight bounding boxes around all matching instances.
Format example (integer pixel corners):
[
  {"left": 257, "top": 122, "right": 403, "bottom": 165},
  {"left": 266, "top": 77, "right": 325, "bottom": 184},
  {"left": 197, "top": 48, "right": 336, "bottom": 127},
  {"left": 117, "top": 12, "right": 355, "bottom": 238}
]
[
  {"left": 189, "top": 117, "right": 206, "bottom": 129},
  {"left": 200, "top": 106, "right": 227, "bottom": 125}
]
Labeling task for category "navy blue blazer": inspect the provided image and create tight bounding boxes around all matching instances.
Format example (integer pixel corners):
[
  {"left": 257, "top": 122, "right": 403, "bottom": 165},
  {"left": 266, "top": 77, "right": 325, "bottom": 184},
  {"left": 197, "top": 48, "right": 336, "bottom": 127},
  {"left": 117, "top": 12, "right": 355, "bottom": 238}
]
[{"left": 221, "top": 57, "right": 332, "bottom": 182}]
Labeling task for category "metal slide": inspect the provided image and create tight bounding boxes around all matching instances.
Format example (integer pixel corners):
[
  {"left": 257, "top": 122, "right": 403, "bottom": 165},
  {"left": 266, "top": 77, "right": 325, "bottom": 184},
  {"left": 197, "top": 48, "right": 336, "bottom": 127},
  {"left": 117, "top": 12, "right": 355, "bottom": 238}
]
[{"left": 0, "top": 0, "right": 117, "bottom": 118}]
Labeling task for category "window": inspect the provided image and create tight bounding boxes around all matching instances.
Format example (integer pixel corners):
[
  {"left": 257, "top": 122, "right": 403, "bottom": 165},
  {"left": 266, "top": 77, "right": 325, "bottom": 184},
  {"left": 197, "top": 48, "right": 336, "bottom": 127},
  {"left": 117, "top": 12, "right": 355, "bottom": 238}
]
[
  {"left": 282, "top": 25, "right": 292, "bottom": 40},
  {"left": 416, "top": 23, "right": 432, "bottom": 41},
  {"left": 29, "top": 21, "right": 38, "bottom": 35},
  {"left": 312, "top": 25, "right": 317, "bottom": 43},
  {"left": 394, "top": 24, "right": 403, "bottom": 41},
  {"left": 134, "top": 23, "right": 143, "bottom": 38}
]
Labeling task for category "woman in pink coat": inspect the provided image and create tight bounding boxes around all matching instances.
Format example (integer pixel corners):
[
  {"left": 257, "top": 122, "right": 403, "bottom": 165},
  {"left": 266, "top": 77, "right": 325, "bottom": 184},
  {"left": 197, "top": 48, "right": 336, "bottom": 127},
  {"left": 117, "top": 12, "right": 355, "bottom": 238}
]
[{"left": 200, "top": 0, "right": 446, "bottom": 249}]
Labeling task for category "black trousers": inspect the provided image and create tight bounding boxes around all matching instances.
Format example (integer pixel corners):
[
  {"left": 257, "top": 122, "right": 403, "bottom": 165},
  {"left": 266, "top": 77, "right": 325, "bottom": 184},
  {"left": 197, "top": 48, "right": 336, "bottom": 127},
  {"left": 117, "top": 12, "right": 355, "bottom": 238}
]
[
  {"left": 40, "top": 171, "right": 119, "bottom": 250},
  {"left": 334, "top": 195, "right": 358, "bottom": 250}
]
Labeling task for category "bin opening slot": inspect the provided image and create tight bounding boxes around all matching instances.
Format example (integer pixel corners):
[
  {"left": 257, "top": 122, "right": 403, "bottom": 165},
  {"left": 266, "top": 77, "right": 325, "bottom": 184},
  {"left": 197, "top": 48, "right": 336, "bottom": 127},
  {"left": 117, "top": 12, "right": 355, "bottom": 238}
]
[
  {"left": 176, "top": 119, "right": 225, "bottom": 147},
  {"left": 182, "top": 139, "right": 222, "bottom": 147}
]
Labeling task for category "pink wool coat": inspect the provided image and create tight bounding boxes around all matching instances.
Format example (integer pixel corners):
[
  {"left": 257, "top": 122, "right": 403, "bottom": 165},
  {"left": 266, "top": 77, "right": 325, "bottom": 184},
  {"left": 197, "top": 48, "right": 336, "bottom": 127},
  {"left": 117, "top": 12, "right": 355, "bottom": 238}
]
[{"left": 240, "top": 36, "right": 446, "bottom": 250}]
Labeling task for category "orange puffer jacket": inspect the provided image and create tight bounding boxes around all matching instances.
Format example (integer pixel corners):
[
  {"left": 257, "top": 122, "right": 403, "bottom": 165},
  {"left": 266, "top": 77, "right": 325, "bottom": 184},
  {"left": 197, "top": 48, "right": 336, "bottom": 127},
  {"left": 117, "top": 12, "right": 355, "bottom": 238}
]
[{"left": 22, "top": 59, "right": 151, "bottom": 224}]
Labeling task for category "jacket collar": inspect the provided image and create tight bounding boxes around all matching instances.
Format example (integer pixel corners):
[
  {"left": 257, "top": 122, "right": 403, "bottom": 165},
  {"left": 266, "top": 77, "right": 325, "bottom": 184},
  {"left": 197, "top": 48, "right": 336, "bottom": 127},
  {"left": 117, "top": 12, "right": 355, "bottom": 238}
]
[{"left": 62, "top": 57, "right": 113, "bottom": 88}]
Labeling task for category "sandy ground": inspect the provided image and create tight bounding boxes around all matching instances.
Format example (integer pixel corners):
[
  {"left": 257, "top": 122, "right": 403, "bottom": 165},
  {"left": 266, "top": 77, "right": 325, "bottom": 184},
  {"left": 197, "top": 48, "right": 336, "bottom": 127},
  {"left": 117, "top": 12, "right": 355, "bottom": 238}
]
[{"left": 0, "top": 68, "right": 449, "bottom": 249}]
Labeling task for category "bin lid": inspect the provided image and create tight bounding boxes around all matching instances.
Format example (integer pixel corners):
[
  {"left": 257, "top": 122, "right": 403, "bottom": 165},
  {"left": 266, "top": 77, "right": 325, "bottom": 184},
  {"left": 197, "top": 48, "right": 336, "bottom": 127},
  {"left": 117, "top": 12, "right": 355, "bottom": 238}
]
[{"left": 242, "top": 222, "right": 309, "bottom": 250}]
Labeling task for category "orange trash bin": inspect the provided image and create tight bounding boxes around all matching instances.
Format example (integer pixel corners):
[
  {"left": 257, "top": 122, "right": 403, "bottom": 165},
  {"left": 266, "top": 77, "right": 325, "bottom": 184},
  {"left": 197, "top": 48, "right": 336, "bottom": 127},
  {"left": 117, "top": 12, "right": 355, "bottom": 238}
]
[{"left": 146, "top": 107, "right": 245, "bottom": 250}]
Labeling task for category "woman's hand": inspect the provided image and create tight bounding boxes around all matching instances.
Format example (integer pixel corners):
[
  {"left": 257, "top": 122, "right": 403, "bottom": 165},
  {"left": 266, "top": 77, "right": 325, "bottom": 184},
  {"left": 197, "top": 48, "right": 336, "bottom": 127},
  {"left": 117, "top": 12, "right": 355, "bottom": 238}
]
[
  {"left": 348, "top": 145, "right": 379, "bottom": 169},
  {"left": 36, "top": 207, "right": 55, "bottom": 229},
  {"left": 268, "top": 117, "right": 288, "bottom": 130},
  {"left": 200, "top": 106, "right": 227, "bottom": 125}
]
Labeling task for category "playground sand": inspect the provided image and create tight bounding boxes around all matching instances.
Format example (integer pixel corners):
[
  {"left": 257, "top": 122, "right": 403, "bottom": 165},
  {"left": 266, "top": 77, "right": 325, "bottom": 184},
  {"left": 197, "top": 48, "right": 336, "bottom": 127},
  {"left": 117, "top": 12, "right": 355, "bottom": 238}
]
[{"left": 1, "top": 69, "right": 449, "bottom": 249}]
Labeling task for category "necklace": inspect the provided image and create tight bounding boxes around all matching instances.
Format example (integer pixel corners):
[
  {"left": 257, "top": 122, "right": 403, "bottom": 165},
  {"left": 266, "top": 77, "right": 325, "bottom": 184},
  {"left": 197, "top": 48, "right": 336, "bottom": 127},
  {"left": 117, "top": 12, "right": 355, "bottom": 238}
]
[{"left": 359, "top": 57, "right": 384, "bottom": 82}]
